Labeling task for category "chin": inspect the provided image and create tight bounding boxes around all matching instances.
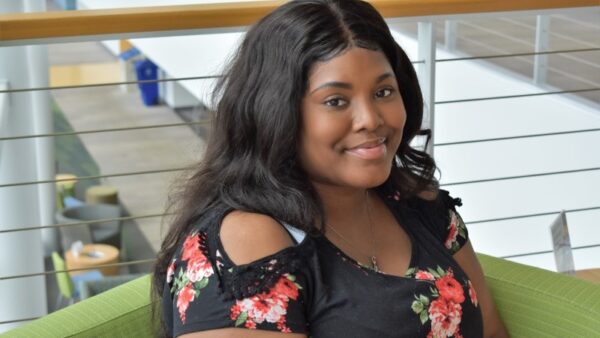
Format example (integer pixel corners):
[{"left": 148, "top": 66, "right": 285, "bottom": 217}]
[{"left": 348, "top": 168, "right": 391, "bottom": 189}]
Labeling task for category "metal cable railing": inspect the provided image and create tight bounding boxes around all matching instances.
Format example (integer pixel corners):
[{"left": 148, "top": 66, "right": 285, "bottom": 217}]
[
  {"left": 466, "top": 206, "right": 600, "bottom": 225},
  {"left": 0, "top": 120, "right": 211, "bottom": 142},
  {"left": 501, "top": 243, "right": 600, "bottom": 259},
  {"left": 434, "top": 128, "right": 600, "bottom": 147},
  {"left": 435, "top": 88, "right": 599, "bottom": 105},
  {"left": 436, "top": 47, "right": 600, "bottom": 62},
  {"left": 0, "top": 75, "right": 221, "bottom": 94},
  {"left": 0, "top": 212, "right": 172, "bottom": 234},
  {"left": 440, "top": 167, "right": 600, "bottom": 187},
  {"left": 0, "top": 61, "right": 424, "bottom": 95},
  {"left": 0, "top": 167, "right": 189, "bottom": 189},
  {"left": 0, "top": 259, "right": 156, "bottom": 281}
]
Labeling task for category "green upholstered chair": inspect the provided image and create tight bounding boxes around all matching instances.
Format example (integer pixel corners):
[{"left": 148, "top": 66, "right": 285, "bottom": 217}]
[
  {"left": 51, "top": 252, "right": 103, "bottom": 307},
  {"left": 4, "top": 254, "right": 600, "bottom": 337}
]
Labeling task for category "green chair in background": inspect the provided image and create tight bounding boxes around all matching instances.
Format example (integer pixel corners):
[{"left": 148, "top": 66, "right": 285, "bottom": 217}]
[{"left": 51, "top": 252, "right": 103, "bottom": 308}]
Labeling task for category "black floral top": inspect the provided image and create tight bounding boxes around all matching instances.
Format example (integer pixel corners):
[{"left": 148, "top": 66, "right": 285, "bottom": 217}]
[{"left": 162, "top": 189, "right": 483, "bottom": 337}]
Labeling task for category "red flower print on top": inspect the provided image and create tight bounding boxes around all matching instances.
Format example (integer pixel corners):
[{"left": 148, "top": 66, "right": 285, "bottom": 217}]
[
  {"left": 409, "top": 266, "right": 472, "bottom": 337},
  {"left": 468, "top": 280, "right": 478, "bottom": 307},
  {"left": 444, "top": 211, "right": 459, "bottom": 250},
  {"left": 170, "top": 231, "right": 214, "bottom": 324},
  {"left": 415, "top": 270, "right": 436, "bottom": 281},
  {"left": 445, "top": 210, "right": 468, "bottom": 254},
  {"left": 230, "top": 273, "right": 302, "bottom": 332},
  {"left": 166, "top": 259, "right": 176, "bottom": 284},
  {"left": 186, "top": 249, "right": 214, "bottom": 283},
  {"left": 181, "top": 233, "right": 200, "bottom": 261},
  {"left": 435, "top": 271, "right": 465, "bottom": 304},
  {"left": 176, "top": 284, "right": 196, "bottom": 323},
  {"left": 429, "top": 297, "right": 463, "bottom": 338}
]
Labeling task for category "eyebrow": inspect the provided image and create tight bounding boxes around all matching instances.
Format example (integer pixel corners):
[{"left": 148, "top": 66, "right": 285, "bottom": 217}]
[{"left": 310, "top": 72, "right": 395, "bottom": 94}]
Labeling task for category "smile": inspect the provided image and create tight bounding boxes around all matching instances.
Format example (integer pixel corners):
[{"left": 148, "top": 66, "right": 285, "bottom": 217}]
[{"left": 345, "top": 137, "right": 387, "bottom": 160}]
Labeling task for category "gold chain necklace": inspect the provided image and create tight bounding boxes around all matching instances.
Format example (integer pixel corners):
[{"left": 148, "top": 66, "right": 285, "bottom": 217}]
[{"left": 326, "top": 190, "right": 379, "bottom": 272}]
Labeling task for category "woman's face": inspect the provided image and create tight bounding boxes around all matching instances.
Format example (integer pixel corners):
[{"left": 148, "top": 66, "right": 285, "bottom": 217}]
[{"left": 299, "top": 47, "right": 406, "bottom": 190}]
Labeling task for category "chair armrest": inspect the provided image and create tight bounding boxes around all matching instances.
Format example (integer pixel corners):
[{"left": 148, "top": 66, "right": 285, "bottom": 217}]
[
  {"left": 478, "top": 253, "right": 600, "bottom": 337},
  {"left": 2, "top": 275, "right": 157, "bottom": 338}
]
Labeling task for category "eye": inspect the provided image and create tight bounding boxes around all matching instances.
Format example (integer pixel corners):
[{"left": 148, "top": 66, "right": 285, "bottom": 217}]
[
  {"left": 324, "top": 97, "right": 348, "bottom": 107},
  {"left": 375, "top": 87, "right": 394, "bottom": 99}
]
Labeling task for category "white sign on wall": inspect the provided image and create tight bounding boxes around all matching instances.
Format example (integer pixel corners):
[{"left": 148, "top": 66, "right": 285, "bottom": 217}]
[{"left": 550, "top": 210, "right": 575, "bottom": 275}]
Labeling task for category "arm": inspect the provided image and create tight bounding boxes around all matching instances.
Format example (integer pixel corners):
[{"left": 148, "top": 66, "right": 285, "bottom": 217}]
[
  {"left": 181, "top": 328, "right": 307, "bottom": 338},
  {"left": 453, "top": 240, "right": 509, "bottom": 338},
  {"left": 180, "top": 211, "right": 309, "bottom": 338}
]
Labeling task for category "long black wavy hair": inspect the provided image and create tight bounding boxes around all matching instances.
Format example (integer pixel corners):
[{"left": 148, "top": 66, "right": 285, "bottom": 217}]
[{"left": 153, "top": 0, "right": 437, "bottom": 333}]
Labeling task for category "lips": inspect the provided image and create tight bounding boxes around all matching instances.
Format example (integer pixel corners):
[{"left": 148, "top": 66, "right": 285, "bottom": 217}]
[{"left": 345, "top": 137, "right": 387, "bottom": 160}]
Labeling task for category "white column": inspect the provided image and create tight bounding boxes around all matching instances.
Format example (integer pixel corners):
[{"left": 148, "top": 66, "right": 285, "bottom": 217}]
[
  {"left": 0, "top": 0, "right": 50, "bottom": 332},
  {"left": 417, "top": 21, "right": 437, "bottom": 157}
]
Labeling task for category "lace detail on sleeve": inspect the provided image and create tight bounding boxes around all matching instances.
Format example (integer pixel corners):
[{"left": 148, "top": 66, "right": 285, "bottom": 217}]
[
  {"left": 438, "top": 189, "right": 463, "bottom": 212},
  {"left": 215, "top": 240, "right": 314, "bottom": 300}
]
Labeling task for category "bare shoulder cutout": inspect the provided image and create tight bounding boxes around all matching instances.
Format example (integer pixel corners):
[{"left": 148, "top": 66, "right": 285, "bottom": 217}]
[{"left": 220, "top": 211, "right": 295, "bottom": 265}]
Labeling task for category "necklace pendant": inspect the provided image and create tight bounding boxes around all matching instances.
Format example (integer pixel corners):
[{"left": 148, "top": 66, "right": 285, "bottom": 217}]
[{"left": 371, "top": 256, "right": 379, "bottom": 272}]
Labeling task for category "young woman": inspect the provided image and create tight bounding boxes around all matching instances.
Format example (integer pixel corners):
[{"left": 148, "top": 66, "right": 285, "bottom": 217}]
[{"left": 153, "top": 1, "right": 509, "bottom": 337}]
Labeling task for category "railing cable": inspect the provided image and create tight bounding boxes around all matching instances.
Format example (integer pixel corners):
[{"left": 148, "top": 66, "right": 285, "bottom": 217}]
[
  {"left": 435, "top": 88, "right": 599, "bottom": 105},
  {"left": 436, "top": 47, "right": 600, "bottom": 62},
  {"left": 0, "top": 61, "right": 424, "bottom": 95},
  {"left": 0, "top": 75, "right": 221, "bottom": 94},
  {"left": 501, "top": 243, "right": 600, "bottom": 259},
  {"left": 0, "top": 167, "right": 189, "bottom": 189},
  {"left": 0, "top": 259, "right": 156, "bottom": 281},
  {"left": 466, "top": 206, "right": 600, "bottom": 225},
  {"left": 0, "top": 120, "right": 212, "bottom": 142},
  {"left": 435, "top": 128, "right": 600, "bottom": 147},
  {"left": 0, "top": 212, "right": 173, "bottom": 235},
  {"left": 440, "top": 167, "right": 600, "bottom": 186}
]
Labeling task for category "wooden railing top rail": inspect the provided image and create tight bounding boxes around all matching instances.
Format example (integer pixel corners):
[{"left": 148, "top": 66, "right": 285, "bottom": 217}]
[{"left": 0, "top": 0, "right": 597, "bottom": 43}]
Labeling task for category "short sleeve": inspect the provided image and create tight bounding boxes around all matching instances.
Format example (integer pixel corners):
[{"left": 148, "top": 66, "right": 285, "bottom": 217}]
[
  {"left": 432, "top": 189, "right": 469, "bottom": 255},
  {"left": 404, "top": 189, "right": 470, "bottom": 256},
  {"left": 162, "top": 208, "right": 313, "bottom": 337}
]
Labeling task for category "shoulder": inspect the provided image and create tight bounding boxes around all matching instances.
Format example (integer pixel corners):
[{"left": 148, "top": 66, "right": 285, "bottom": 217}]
[
  {"left": 397, "top": 188, "right": 468, "bottom": 254},
  {"left": 415, "top": 188, "right": 438, "bottom": 202},
  {"left": 220, "top": 210, "right": 296, "bottom": 265}
]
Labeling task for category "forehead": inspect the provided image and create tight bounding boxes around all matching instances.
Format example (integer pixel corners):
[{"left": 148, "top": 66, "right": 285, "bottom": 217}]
[{"left": 307, "top": 47, "right": 393, "bottom": 88}]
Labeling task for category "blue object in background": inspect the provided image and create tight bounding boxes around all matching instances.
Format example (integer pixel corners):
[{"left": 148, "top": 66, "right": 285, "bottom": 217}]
[
  {"left": 134, "top": 59, "right": 159, "bottom": 106},
  {"left": 54, "top": 0, "right": 77, "bottom": 10},
  {"left": 119, "top": 47, "right": 141, "bottom": 61},
  {"left": 72, "top": 270, "right": 104, "bottom": 299},
  {"left": 63, "top": 196, "right": 85, "bottom": 209}
]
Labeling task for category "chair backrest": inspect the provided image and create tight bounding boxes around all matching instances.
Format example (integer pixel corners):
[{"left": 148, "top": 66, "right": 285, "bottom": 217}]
[
  {"left": 51, "top": 252, "right": 74, "bottom": 299},
  {"left": 5, "top": 257, "right": 600, "bottom": 337}
]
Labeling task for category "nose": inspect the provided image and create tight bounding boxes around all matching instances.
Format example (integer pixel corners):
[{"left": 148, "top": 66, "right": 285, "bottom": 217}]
[{"left": 352, "top": 99, "right": 383, "bottom": 132}]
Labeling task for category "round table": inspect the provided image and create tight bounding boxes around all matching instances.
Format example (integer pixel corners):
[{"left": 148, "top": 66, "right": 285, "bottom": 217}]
[{"left": 65, "top": 243, "right": 120, "bottom": 276}]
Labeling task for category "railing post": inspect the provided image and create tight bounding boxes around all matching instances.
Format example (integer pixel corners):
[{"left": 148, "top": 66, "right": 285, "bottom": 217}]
[
  {"left": 534, "top": 15, "right": 550, "bottom": 85},
  {"left": 0, "top": 0, "right": 50, "bottom": 332},
  {"left": 445, "top": 20, "right": 458, "bottom": 52},
  {"left": 418, "top": 21, "right": 437, "bottom": 157}
]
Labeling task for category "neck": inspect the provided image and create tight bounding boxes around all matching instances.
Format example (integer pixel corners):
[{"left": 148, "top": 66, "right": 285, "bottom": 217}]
[{"left": 311, "top": 181, "right": 373, "bottom": 228}]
